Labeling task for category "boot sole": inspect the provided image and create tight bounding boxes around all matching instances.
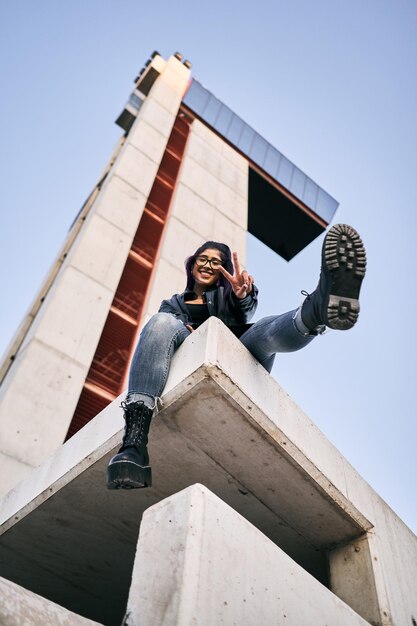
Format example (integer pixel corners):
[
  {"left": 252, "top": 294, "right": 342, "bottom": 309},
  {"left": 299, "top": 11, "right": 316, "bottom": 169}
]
[
  {"left": 322, "top": 224, "right": 367, "bottom": 330},
  {"left": 106, "top": 460, "right": 152, "bottom": 490}
]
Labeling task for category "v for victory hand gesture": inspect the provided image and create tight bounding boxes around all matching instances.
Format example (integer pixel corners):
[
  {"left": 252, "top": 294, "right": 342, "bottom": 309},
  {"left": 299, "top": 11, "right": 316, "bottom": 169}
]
[{"left": 218, "top": 252, "right": 254, "bottom": 299}]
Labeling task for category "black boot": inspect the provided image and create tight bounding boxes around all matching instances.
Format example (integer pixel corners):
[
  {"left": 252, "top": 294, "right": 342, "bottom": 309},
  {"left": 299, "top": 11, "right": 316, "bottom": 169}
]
[
  {"left": 106, "top": 401, "right": 153, "bottom": 490},
  {"left": 301, "top": 224, "right": 366, "bottom": 332}
]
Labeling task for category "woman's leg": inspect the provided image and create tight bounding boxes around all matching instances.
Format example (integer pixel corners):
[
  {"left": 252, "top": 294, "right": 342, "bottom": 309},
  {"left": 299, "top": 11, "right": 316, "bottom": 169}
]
[
  {"left": 240, "top": 223, "right": 367, "bottom": 373},
  {"left": 107, "top": 312, "right": 190, "bottom": 490},
  {"left": 126, "top": 312, "right": 190, "bottom": 408},
  {"left": 239, "top": 309, "right": 316, "bottom": 373}
]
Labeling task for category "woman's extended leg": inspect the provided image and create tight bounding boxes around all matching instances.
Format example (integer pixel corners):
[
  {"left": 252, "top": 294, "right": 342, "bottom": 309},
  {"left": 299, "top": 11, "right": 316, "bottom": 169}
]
[
  {"left": 239, "top": 309, "right": 314, "bottom": 373},
  {"left": 240, "top": 223, "right": 367, "bottom": 373},
  {"left": 107, "top": 312, "right": 189, "bottom": 490}
]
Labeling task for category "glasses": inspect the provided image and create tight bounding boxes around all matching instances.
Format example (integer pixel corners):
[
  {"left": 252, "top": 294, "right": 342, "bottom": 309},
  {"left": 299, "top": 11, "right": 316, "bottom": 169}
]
[{"left": 195, "top": 255, "right": 223, "bottom": 269}]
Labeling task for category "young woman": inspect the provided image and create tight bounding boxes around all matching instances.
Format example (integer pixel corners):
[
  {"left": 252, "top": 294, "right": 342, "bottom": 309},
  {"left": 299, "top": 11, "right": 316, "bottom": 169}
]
[{"left": 107, "top": 223, "right": 366, "bottom": 490}]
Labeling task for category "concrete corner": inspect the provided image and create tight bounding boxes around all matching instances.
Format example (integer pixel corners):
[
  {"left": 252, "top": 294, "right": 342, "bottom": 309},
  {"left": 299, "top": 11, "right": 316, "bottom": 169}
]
[
  {"left": 125, "top": 483, "right": 369, "bottom": 626},
  {"left": 0, "top": 576, "right": 102, "bottom": 626}
]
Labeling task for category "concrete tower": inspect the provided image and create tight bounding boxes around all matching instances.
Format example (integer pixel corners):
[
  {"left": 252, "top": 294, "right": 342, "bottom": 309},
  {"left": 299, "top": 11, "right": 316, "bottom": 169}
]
[
  {"left": 1, "top": 52, "right": 415, "bottom": 626},
  {"left": 0, "top": 51, "right": 336, "bottom": 496}
]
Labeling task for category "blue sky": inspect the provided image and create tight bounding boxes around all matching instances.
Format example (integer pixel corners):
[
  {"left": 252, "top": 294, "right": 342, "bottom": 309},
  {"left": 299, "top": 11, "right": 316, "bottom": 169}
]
[{"left": 0, "top": 1, "right": 416, "bottom": 532}]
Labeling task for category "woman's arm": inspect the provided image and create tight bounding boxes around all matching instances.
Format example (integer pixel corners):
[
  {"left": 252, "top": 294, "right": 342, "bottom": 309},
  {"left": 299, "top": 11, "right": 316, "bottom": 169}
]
[{"left": 218, "top": 252, "right": 254, "bottom": 299}]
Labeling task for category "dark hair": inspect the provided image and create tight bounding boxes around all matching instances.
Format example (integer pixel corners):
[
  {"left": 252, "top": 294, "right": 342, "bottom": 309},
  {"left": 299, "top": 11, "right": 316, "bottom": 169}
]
[{"left": 185, "top": 241, "right": 234, "bottom": 294}]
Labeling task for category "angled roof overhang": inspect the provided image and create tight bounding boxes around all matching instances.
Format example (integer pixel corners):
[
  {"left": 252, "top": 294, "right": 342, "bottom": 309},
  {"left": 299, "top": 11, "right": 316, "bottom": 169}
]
[{"left": 182, "top": 79, "right": 339, "bottom": 259}]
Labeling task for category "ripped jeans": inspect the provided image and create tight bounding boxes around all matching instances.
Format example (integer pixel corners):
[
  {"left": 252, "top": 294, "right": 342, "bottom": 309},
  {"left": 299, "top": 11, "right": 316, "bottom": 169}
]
[{"left": 126, "top": 311, "right": 315, "bottom": 410}]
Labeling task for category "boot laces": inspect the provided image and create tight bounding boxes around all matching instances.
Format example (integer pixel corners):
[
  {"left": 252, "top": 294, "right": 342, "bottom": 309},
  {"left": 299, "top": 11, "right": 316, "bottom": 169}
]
[
  {"left": 299, "top": 290, "right": 327, "bottom": 336},
  {"left": 120, "top": 400, "right": 149, "bottom": 447}
]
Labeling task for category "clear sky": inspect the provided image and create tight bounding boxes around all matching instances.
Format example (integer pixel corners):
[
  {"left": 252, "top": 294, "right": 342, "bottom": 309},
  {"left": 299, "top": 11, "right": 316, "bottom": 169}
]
[{"left": 0, "top": 1, "right": 416, "bottom": 532}]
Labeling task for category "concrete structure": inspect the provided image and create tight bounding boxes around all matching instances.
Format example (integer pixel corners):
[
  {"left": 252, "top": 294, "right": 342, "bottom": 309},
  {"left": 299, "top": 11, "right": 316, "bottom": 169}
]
[
  {"left": 0, "top": 577, "right": 102, "bottom": 626},
  {"left": 1, "top": 319, "right": 416, "bottom": 625},
  {"left": 0, "top": 51, "right": 337, "bottom": 496},
  {"left": 127, "top": 484, "right": 370, "bottom": 626},
  {"left": 0, "top": 53, "right": 191, "bottom": 492},
  {"left": 1, "top": 51, "right": 415, "bottom": 625}
]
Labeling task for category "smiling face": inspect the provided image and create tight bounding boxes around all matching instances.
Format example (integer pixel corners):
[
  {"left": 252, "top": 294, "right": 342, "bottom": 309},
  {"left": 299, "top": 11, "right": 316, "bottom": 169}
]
[{"left": 191, "top": 247, "right": 223, "bottom": 293}]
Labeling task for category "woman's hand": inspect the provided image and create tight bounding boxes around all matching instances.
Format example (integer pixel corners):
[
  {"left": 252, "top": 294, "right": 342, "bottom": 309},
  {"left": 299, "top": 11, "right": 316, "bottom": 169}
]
[{"left": 218, "top": 252, "right": 254, "bottom": 299}]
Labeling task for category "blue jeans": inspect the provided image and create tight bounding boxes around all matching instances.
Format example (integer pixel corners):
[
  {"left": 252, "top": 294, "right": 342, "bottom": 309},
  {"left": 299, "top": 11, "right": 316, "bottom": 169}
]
[{"left": 126, "top": 312, "right": 314, "bottom": 408}]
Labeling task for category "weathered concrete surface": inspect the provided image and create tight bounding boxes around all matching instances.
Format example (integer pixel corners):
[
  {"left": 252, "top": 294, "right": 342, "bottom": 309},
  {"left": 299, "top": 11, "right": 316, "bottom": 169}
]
[
  {"left": 329, "top": 534, "right": 381, "bottom": 626},
  {"left": 126, "top": 483, "right": 369, "bottom": 626},
  {"left": 0, "top": 318, "right": 416, "bottom": 626},
  {"left": 0, "top": 576, "right": 102, "bottom": 626}
]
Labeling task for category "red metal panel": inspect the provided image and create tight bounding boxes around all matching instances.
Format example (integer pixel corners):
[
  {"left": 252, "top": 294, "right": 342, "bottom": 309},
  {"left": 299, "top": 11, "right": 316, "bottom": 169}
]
[
  {"left": 65, "top": 111, "right": 192, "bottom": 439},
  {"left": 112, "top": 258, "right": 150, "bottom": 319},
  {"left": 66, "top": 386, "right": 113, "bottom": 439}
]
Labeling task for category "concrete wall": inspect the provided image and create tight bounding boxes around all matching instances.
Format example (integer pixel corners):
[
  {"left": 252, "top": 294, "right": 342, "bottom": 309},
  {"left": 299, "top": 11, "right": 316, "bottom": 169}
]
[
  {"left": 0, "top": 55, "right": 191, "bottom": 495},
  {"left": 0, "top": 576, "right": 102, "bottom": 626},
  {"left": 126, "top": 483, "right": 369, "bottom": 626}
]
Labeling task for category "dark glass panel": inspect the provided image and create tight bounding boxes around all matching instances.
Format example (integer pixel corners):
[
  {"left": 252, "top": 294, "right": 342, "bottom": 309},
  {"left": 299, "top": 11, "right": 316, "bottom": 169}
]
[
  {"left": 203, "top": 95, "right": 222, "bottom": 125},
  {"left": 277, "top": 156, "right": 293, "bottom": 188},
  {"left": 183, "top": 80, "right": 210, "bottom": 113},
  {"left": 238, "top": 125, "right": 255, "bottom": 153},
  {"left": 129, "top": 93, "right": 143, "bottom": 111},
  {"left": 290, "top": 168, "right": 306, "bottom": 199},
  {"left": 183, "top": 80, "right": 339, "bottom": 222},
  {"left": 303, "top": 178, "right": 319, "bottom": 211},
  {"left": 316, "top": 188, "right": 338, "bottom": 222},
  {"left": 250, "top": 134, "right": 268, "bottom": 165},
  {"left": 263, "top": 146, "right": 282, "bottom": 178},
  {"left": 215, "top": 105, "right": 233, "bottom": 135},
  {"left": 227, "top": 114, "right": 244, "bottom": 144}
]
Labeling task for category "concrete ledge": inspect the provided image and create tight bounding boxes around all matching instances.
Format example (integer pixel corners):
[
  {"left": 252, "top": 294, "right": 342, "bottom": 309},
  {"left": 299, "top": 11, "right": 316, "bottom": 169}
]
[
  {"left": 2, "top": 318, "right": 415, "bottom": 625},
  {"left": 0, "top": 318, "right": 376, "bottom": 625},
  {"left": 126, "top": 483, "right": 368, "bottom": 626},
  {"left": 0, "top": 576, "right": 102, "bottom": 626}
]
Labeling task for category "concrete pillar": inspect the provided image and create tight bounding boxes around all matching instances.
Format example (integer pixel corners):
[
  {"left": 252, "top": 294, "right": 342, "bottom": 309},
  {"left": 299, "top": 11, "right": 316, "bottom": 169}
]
[{"left": 125, "top": 483, "right": 369, "bottom": 626}]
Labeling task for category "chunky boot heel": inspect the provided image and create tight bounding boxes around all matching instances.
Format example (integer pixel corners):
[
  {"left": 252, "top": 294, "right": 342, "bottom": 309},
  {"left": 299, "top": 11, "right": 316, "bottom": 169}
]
[
  {"left": 106, "top": 401, "right": 154, "bottom": 490},
  {"left": 107, "top": 460, "right": 152, "bottom": 490},
  {"left": 301, "top": 224, "right": 367, "bottom": 332},
  {"left": 322, "top": 224, "right": 366, "bottom": 330}
]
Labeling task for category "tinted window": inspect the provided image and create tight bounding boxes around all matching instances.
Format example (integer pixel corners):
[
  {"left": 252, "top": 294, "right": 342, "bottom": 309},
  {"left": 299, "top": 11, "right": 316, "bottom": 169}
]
[
  {"left": 215, "top": 106, "right": 233, "bottom": 135},
  {"left": 303, "top": 178, "right": 319, "bottom": 210},
  {"left": 277, "top": 157, "right": 293, "bottom": 188},
  {"left": 227, "top": 115, "right": 244, "bottom": 144},
  {"left": 264, "top": 146, "right": 282, "bottom": 178},
  {"left": 317, "top": 188, "right": 337, "bottom": 222},
  {"left": 250, "top": 135, "right": 268, "bottom": 166},
  {"left": 185, "top": 81, "right": 210, "bottom": 112},
  {"left": 290, "top": 168, "right": 306, "bottom": 199},
  {"left": 238, "top": 125, "right": 255, "bottom": 153},
  {"left": 203, "top": 95, "right": 222, "bottom": 125}
]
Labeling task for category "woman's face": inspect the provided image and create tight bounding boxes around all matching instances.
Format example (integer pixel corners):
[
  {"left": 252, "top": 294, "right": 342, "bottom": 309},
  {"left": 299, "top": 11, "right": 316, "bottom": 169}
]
[{"left": 192, "top": 247, "right": 223, "bottom": 291}]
